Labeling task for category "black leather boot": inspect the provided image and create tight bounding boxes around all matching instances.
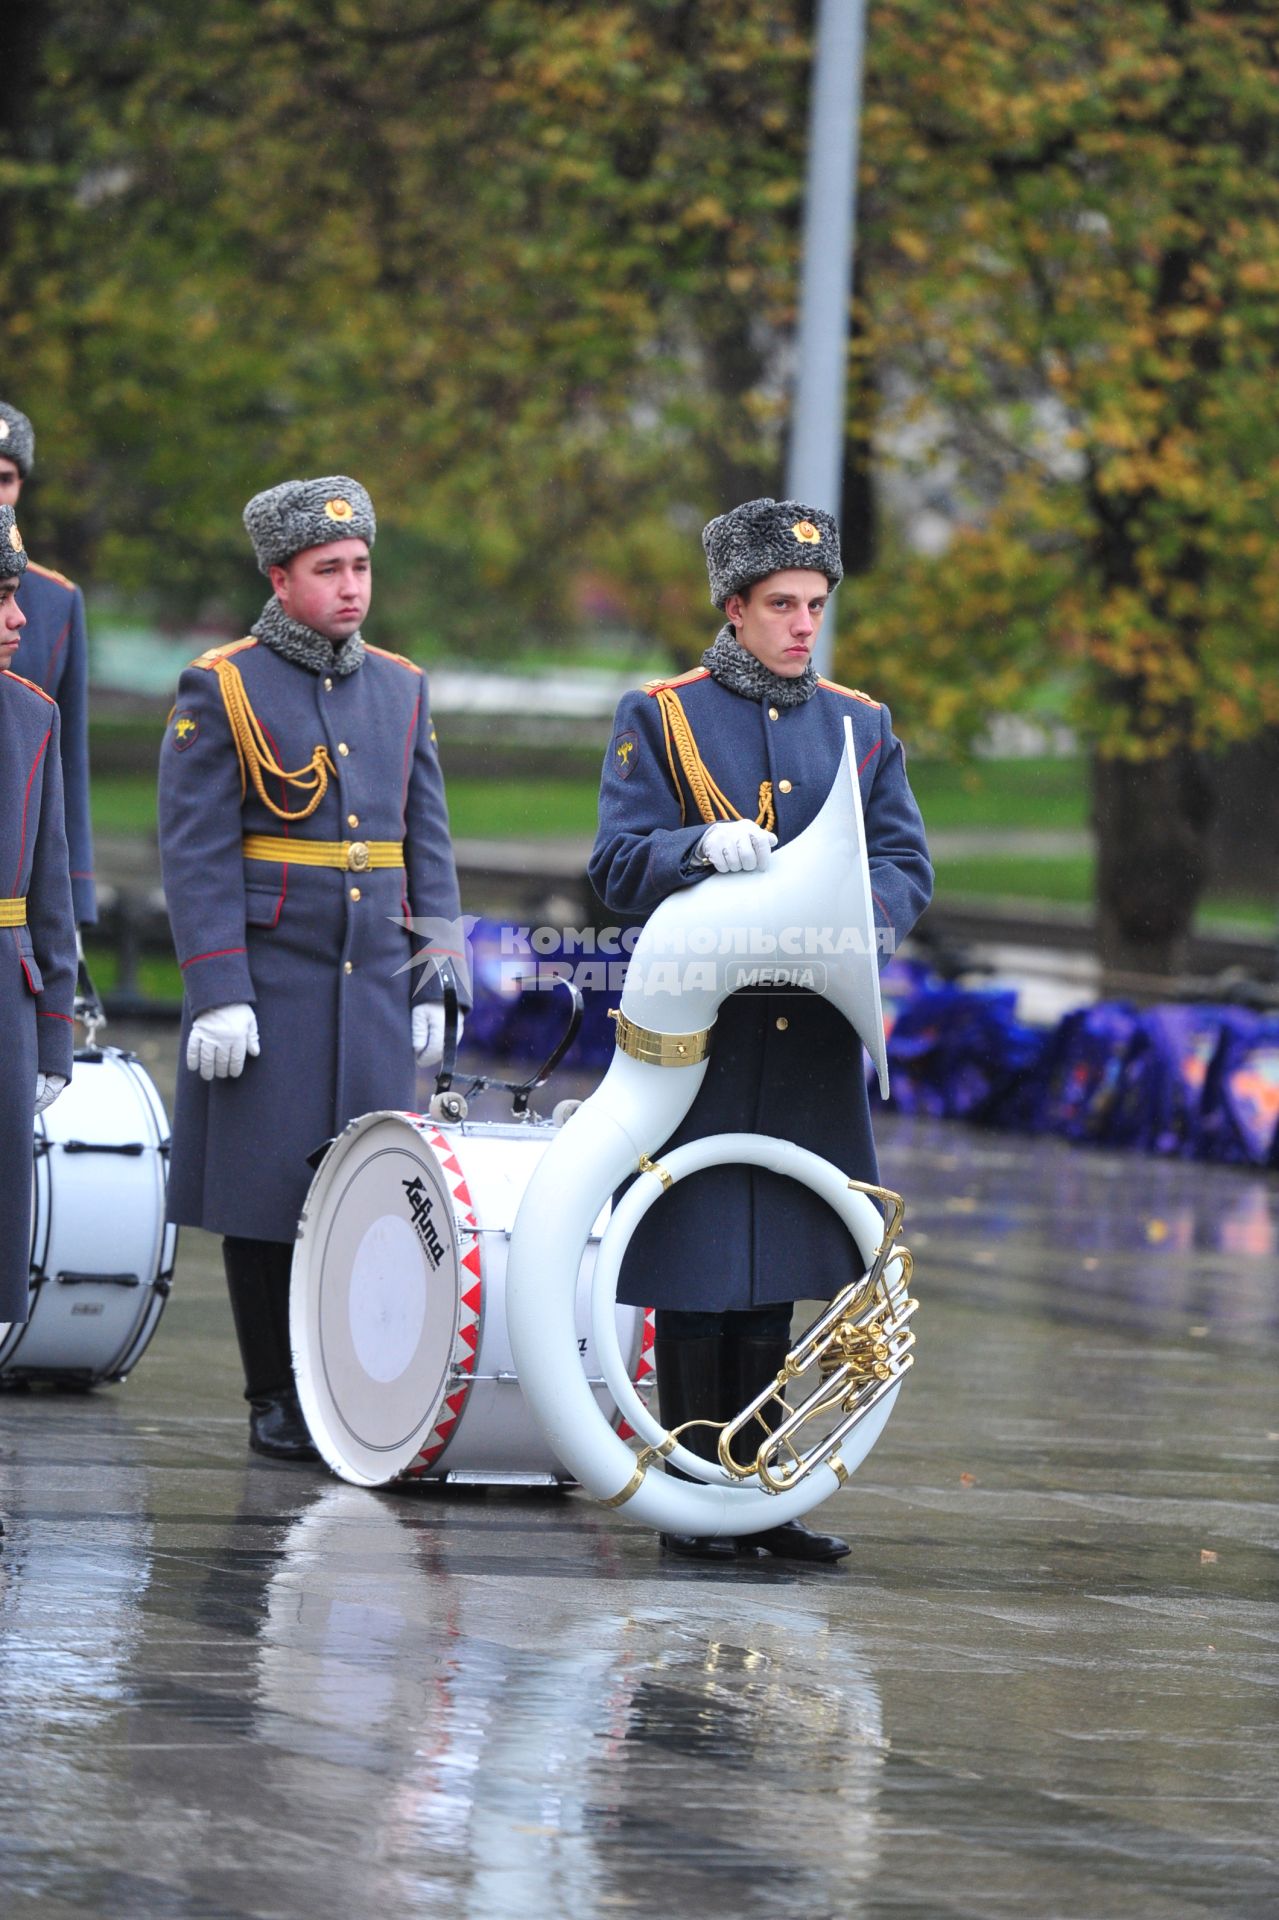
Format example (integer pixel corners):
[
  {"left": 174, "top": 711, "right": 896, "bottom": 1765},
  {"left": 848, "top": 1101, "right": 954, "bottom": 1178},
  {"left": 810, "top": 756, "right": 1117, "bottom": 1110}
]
[
  {"left": 724, "top": 1324, "right": 850, "bottom": 1563},
  {"left": 654, "top": 1330, "right": 737, "bottom": 1561},
  {"left": 223, "top": 1237, "right": 319, "bottom": 1462}
]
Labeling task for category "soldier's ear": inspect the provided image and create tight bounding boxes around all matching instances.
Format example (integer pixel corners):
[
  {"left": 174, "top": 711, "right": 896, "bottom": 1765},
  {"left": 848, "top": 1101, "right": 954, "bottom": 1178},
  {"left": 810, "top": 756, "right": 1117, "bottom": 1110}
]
[
  {"left": 723, "top": 593, "right": 744, "bottom": 629},
  {"left": 267, "top": 561, "right": 290, "bottom": 600}
]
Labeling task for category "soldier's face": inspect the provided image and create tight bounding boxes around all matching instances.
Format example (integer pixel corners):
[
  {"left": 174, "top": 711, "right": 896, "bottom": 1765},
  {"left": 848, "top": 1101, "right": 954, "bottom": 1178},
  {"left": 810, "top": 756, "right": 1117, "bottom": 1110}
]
[
  {"left": 725, "top": 569, "right": 830, "bottom": 678},
  {"left": 0, "top": 579, "right": 26, "bottom": 670},
  {"left": 0, "top": 460, "right": 21, "bottom": 508},
  {"left": 270, "top": 539, "right": 372, "bottom": 641}
]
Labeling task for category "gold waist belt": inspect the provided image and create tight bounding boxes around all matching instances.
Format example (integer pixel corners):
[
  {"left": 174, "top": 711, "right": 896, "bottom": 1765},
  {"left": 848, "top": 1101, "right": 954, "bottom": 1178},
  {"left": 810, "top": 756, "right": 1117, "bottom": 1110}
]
[
  {"left": 0, "top": 896, "right": 28, "bottom": 928},
  {"left": 242, "top": 834, "right": 404, "bottom": 875}
]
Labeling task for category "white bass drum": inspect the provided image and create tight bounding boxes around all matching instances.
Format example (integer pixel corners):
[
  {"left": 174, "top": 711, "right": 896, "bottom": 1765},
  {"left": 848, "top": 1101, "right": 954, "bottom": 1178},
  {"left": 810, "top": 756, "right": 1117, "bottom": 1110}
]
[
  {"left": 0, "top": 1047, "right": 177, "bottom": 1386},
  {"left": 292, "top": 1111, "right": 655, "bottom": 1488}
]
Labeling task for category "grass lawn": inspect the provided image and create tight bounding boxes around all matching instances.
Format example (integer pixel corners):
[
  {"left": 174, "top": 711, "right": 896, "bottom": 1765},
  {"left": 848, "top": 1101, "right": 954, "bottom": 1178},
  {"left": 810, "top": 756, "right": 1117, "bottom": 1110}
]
[
  {"left": 89, "top": 762, "right": 1276, "bottom": 935},
  {"left": 93, "top": 762, "right": 1089, "bottom": 841},
  {"left": 908, "top": 756, "right": 1086, "bottom": 832}
]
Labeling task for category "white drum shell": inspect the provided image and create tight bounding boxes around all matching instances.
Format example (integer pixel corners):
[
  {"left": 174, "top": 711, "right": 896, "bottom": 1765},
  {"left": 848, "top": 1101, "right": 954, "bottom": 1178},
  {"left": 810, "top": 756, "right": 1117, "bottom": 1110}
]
[
  {"left": 1, "top": 1049, "right": 176, "bottom": 1385},
  {"left": 292, "top": 1112, "right": 653, "bottom": 1489}
]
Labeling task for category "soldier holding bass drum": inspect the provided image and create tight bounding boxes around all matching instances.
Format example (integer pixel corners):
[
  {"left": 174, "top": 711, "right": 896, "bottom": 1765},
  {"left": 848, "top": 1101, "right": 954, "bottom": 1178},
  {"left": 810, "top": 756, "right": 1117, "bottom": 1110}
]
[{"left": 158, "top": 478, "right": 466, "bottom": 1462}]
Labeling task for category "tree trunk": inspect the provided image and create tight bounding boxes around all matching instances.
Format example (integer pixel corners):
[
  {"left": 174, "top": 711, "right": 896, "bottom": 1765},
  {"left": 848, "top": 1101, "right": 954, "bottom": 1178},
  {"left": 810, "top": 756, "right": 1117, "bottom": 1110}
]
[
  {"left": 1204, "top": 730, "right": 1279, "bottom": 894},
  {"left": 1090, "top": 748, "right": 1213, "bottom": 982}
]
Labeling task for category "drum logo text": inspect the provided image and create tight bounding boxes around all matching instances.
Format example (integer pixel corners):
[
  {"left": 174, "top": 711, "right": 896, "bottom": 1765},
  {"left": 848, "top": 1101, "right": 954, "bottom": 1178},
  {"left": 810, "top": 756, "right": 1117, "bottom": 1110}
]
[{"left": 401, "top": 1176, "right": 446, "bottom": 1268}]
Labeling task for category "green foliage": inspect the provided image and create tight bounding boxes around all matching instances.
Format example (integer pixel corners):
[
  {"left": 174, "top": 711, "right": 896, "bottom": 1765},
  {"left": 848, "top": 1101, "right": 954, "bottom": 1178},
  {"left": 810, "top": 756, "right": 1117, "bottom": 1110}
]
[
  {"left": 847, "top": 2, "right": 1279, "bottom": 761},
  {"left": 2, "top": 1, "right": 813, "bottom": 654}
]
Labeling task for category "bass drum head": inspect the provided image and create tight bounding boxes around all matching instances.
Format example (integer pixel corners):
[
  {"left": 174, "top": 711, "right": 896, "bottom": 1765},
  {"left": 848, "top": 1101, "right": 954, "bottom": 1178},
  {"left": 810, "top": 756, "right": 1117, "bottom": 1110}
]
[
  {"left": 293, "top": 1112, "right": 466, "bottom": 1487},
  {"left": 4, "top": 1047, "right": 175, "bottom": 1387}
]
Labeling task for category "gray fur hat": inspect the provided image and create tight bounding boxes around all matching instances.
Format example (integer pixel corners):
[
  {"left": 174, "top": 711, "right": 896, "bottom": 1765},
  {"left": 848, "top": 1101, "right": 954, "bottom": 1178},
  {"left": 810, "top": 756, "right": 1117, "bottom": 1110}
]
[
  {"left": 0, "top": 402, "right": 35, "bottom": 478},
  {"left": 243, "top": 475, "right": 376, "bottom": 573},
  {"left": 0, "top": 504, "right": 28, "bottom": 578},
  {"left": 702, "top": 496, "right": 842, "bottom": 609}
]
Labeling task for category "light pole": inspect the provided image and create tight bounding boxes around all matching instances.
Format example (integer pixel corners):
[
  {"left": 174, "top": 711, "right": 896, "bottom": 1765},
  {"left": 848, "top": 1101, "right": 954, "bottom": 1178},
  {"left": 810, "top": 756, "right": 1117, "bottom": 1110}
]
[{"left": 785, "top": 0, "right": 869, "bottom": 677}]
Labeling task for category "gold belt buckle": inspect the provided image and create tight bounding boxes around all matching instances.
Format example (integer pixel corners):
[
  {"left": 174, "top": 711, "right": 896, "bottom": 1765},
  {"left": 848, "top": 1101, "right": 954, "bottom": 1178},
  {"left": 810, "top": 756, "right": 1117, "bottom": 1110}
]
[{"left": 347, "top": 840, "right": 371, "bottom": 873}]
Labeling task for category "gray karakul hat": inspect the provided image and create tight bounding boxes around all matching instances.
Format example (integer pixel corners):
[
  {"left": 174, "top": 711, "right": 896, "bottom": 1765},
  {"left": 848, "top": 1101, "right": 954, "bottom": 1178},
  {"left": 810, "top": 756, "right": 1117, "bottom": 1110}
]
[
  {"left": 243, "top": 475, "right": 376, "bottom": 573},
  {"left": 0, "top": 402, "right": 35, "bottom": 477},
  {"left": 0, "top": 504, "right": 28, "bottom": 579},
  {"left": 702, "top": 496, "right": 843, "bottom": 609}
]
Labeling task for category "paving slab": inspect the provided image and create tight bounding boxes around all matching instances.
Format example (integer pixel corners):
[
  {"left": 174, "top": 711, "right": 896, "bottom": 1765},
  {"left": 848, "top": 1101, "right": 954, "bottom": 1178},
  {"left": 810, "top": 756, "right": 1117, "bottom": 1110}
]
[{"left": 2, "top": 1028, "right": 1276, "bottom": 1920}]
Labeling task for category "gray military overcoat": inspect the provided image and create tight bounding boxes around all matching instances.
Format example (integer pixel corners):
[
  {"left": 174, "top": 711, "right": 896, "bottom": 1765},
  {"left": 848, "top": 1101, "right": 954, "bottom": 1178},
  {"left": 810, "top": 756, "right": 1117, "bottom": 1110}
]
[
  {"left": 13, "top": 561, "right": 96, "bottom": 926},
  {"left": 1, "top": 670, "right": 76, "bottom": 1322},
  {"left": 158, "top": 634, "right": 462, "bottom": 1244},
  {"left": 589, "top": 665, "right": 933, "bottom": 1312}
]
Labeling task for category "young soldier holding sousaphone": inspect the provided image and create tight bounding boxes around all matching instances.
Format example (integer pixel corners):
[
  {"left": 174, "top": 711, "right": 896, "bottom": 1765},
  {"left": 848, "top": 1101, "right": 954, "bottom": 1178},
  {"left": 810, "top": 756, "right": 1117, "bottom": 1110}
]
[
  {"left": 0, "top": 503, "right": 77, "bottom": 1536},
  {"left": 589, "top": 498, "right": 933, "bottom": 1562},
  {"left": 157, "top": 478, "right": 465, "bottom": 1461}
]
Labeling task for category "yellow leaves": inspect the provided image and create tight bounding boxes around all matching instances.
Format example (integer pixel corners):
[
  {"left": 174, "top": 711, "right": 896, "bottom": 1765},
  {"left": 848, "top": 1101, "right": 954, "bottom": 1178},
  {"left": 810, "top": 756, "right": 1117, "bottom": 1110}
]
[
  {"left": 892, "top": 227, "right": 930, "bottom": 265},
  {"left": 681, "top": 196, "right": 732, "bottom": 231}
]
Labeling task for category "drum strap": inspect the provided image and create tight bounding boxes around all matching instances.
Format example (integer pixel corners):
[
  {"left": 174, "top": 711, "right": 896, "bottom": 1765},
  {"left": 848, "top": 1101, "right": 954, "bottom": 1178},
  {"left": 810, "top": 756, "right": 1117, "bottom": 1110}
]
[
  {"left": 243, "top": 834, "right": 405, "bottom": 873},
  {"left": 211, "top": 655, "right": 337, "bottom": 824},
  {"left": 652, "top": 687, "right": 775, "bottom": 834},
  {"left": 0, "top": 896, "right": 27, "bottom": 927}
]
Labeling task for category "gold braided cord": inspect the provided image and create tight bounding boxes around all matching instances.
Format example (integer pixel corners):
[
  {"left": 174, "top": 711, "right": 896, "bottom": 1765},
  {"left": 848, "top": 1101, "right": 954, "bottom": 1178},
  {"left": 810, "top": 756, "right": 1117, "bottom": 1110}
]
[
  {"left": 0, "top": 897, "right": 27, "bottom": 928},
  {"left": 653, "top": 688, "right": 775, "bottom": 832},
  {"left": 212, "top": 656, "right": 337, "bottom": 823}
]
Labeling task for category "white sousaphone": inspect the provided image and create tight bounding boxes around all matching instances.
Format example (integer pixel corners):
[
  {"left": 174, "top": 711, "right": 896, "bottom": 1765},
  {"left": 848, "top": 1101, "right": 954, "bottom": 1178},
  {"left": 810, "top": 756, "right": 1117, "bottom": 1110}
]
[{"left": 506, "top": 716, "right": 918, "bottom": 1538}]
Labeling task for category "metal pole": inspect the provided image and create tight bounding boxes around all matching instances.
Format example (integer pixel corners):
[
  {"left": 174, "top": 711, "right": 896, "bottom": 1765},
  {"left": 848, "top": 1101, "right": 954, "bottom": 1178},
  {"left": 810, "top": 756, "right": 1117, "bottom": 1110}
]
[{"left": 786, "top": 0, "right": 868, "bottom": 677}]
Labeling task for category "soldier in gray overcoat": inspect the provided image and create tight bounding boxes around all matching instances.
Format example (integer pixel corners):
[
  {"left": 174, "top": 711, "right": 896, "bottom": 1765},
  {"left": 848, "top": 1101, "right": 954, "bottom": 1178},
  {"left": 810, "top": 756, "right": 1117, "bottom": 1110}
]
[
  {"left": 589, "top": 498, "right": 933, "bottom": 1562},
  {"left": 0, "top": 505, "right": 76, "bottom": 1339},
  {"left": 158, "top": 478, "right": 464, "bottom": 1458},
  {"left": 0, "top": 403, "right": 97, "bottom": 928}
]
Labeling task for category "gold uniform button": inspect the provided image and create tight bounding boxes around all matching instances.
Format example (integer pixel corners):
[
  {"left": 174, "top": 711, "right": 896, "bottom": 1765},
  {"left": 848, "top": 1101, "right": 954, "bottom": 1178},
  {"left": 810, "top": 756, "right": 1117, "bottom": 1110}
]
[
  {"left": 347, "top": 813, "right": 359, "bottom": 829},
  {"left": 343, "top": 961, "right": 353, "bottom": 975},
  {"left": 349, "top": 886, "right": 362, "bottom": 902},
  {"left": 776, "top": 1017, "right": 789, "bottom": 1031},
  {"left": 768, "top": 706, "right": 779, "bottom": 721},
  {"left": 338, "top": 742, "right": 350, "bottom": 757},
  {"left": 778, "top": 778, "right": 793, "bottom": 794},
  {"left": 324, "top": 676, "right": 333, "bottom": 691}
]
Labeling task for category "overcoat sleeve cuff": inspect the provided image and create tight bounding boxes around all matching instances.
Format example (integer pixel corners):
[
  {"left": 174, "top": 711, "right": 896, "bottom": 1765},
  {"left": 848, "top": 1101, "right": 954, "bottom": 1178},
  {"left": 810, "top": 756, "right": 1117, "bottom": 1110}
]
[
  {"left": 180, "top": 948, "right": 256, "bottom": 1017},
  {"left": 71, "top": 875, "right": 98, "bottom": 927},
  {"left": 36, "top": 1009, "right": 76, "bottom": 1079}
]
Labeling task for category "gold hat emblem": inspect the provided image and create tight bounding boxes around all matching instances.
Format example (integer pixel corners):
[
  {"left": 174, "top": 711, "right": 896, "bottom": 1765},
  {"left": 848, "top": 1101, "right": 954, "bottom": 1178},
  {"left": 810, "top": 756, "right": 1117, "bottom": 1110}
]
[
  {"left": 792, "top": 519, "right": 821, "bottom": 545},
  {"left": 8, "top": 524, "right": 23, "bottom": 553},
  {"left": 324, "top": 497, "right": 354, "bottom": 523}
]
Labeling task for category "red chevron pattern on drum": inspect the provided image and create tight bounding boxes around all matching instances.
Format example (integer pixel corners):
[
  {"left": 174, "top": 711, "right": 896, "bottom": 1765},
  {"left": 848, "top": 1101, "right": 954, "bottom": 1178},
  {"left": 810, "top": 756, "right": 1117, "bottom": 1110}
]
[
  {"left": 403, "top": 1127, "right": 482, "bottom": 1476},
  {"left": 614, "top": 1307, "right": 656, "bottom": 1443}
]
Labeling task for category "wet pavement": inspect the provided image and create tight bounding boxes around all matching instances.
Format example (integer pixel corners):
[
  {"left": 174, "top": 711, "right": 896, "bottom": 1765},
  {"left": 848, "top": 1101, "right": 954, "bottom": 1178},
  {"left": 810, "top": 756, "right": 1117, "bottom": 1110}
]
[{"left": 2, "top": 1026, "right": 1278, "bottom": 1920}]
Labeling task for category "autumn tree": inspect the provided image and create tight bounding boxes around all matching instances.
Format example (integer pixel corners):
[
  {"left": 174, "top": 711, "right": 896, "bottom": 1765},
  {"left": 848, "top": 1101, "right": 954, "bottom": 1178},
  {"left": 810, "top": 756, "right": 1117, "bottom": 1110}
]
[
  {"left": 854, "top": 0, "right": 1279, "bottom": 975},
  {"left": 0, "top": 1, "right": 816, "bottom": 651}
]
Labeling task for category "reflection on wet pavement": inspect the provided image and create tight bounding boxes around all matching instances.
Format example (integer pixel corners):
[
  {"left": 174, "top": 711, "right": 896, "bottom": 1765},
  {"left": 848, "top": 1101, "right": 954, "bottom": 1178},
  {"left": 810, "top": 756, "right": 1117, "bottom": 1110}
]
[{"left": 2, "top": 1098, "right": 1277, "bottom": 1919}]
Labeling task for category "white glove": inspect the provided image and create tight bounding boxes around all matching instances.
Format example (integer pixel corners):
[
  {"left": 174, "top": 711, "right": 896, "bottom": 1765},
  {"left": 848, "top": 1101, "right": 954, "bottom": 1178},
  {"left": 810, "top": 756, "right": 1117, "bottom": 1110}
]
[
  {"left": 34, "top": 1073, "right": 68, "bottom": 1115},
  {"left": 697, "top": 820, "right": 778, "bottom": 873},
  {"left": 186, "top": 1003, "right": 260, "bottom": 1081},
  {"left": 413, "top": 1002, "right": 464, "bottom": 1067}
]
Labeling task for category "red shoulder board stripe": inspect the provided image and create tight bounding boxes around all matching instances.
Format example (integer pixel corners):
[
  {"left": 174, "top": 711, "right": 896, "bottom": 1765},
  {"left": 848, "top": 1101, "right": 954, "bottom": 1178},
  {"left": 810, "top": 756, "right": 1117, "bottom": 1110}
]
[
  {"left": 365, "top": 644, "right": 423, "bottom": 675},
  {"left": 191, "top": 636, "right": 258, "bottom": 670},
  {"left": 643, "top": 666, "right": 711, "bottom": 696},
  {"left": 819, "top": 677, "right": 880, "bottom": 708},
  {"left": 25, "top": 560, "right": 77, "bottom": 593},
  {"left": 1, "top": 668, "right": 57, "bottom": 706}
]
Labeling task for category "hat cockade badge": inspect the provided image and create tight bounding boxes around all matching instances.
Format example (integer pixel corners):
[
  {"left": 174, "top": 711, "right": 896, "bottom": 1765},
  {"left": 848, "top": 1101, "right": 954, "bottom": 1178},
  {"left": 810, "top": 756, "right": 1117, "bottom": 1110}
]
[
  {"left": 8, "top": 524, "right": 23, "bottom": 553},
  {"left": 791, "top": 519, "right": 821, "bottom": 545},
  {"left": 324, "top": 498, "right": 355, "bottom": 523}
]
